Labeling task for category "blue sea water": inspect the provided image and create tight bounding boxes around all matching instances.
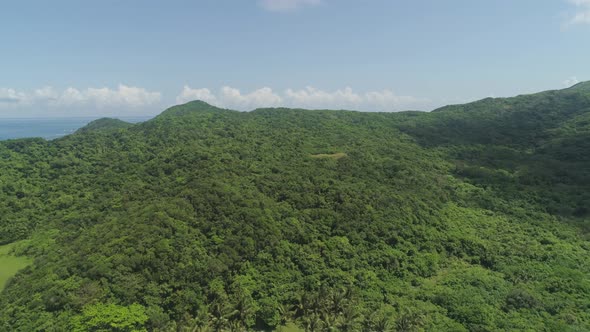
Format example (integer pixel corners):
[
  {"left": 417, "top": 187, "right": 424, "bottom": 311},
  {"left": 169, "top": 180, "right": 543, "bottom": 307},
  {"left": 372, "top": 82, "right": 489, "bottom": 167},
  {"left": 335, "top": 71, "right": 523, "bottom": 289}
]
[{"left": 0, "top": 117, "right": 152, "bottom": 141}]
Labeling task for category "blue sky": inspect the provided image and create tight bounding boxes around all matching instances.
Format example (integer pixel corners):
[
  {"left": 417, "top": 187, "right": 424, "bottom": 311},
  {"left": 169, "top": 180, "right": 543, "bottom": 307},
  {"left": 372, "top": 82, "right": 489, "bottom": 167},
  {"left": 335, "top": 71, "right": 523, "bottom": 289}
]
[{"left": 1, "top": 0, "right": 589, "bottom": 117}]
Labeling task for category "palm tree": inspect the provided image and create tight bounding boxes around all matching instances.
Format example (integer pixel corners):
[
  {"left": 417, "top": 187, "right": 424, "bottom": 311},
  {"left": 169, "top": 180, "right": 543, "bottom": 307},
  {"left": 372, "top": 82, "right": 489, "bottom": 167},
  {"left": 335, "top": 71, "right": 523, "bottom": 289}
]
[
  {"left": 337, "top": 305, "right": 363, "bottom": 332},
  {"left": 304, "top": 312, "right": 324, "bottom": 332},
  {"left": 395, "top": 308, "right": 424, "bottom": 332},
  {"left": 277, "top": 302, "right": 296, "bottom": 326},
  {"left": 191, "top": 307, "right": 213, "bottom": 332}
]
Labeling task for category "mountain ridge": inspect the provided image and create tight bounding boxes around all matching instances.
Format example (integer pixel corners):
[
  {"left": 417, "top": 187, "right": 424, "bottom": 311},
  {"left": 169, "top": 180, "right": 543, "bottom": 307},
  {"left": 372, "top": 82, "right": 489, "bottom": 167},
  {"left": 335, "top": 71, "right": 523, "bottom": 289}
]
[{"left": 152, "top": 81, "right": 590, "bottom": 119}]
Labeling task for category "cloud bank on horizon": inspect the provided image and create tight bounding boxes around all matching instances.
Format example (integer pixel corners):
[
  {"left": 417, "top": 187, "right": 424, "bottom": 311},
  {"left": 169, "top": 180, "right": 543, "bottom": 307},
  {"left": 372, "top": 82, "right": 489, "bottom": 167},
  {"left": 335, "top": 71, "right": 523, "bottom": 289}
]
[
  {"left": 0, "top": 84, "right": 428, "bottom": 116},
  {"left": 1, "top": 76, "right": 586, "bottom": 117},
  {"left": 0, "top": 85, "right": 161, "bottom": 115},
  {"left": 175, "top": 86, "right": 425, "bottom": 112}
]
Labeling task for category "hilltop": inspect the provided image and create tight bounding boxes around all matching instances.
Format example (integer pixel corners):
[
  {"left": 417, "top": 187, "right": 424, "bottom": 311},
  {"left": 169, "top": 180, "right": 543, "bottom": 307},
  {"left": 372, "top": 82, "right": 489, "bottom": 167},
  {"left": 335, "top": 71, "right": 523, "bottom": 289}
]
[{"left": 75, "top": 118, "right": 133, "bottom": 134}]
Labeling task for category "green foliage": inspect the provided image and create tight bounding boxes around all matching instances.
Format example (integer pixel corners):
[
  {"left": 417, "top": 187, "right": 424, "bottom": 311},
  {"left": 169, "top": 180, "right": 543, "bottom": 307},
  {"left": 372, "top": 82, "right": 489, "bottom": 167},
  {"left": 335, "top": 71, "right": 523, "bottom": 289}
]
[
  {"left": 1, "top": 83, "right": 590, "bottom": 331},
  {"left": 71, "top": 303, "right": 148, "bottom": 332}
]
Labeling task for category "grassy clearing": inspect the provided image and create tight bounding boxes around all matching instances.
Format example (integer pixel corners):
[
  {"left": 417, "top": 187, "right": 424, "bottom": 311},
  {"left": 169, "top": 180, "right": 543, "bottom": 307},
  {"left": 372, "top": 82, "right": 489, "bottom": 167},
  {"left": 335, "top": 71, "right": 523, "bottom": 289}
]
[
  {"left": 0, "top": 242, "right": 31, "bottom": 290},
  {"left": 310, "top": 152, "right": 347, "bottom": 160}
]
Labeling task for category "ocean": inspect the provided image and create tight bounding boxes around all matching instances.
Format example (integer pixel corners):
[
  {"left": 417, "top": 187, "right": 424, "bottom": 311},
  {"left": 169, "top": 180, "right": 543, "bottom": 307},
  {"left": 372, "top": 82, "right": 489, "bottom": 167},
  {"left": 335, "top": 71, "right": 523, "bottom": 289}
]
[{"left": 0, "top": 117, "right": 152, "bottom": 141}]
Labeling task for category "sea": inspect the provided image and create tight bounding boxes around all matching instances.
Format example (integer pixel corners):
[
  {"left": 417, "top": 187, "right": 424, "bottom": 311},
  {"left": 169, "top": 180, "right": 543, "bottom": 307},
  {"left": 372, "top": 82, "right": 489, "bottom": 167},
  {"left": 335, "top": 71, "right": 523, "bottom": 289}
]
[{"left": 0, "top": 117, "right": 152, "bottom": 141}]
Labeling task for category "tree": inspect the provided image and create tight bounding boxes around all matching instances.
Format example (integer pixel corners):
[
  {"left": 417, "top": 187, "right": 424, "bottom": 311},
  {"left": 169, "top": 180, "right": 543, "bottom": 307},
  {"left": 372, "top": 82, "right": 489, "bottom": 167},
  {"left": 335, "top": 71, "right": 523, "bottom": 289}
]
[{"left": 71, "top": 303, "right": 148, "bottom": 332}]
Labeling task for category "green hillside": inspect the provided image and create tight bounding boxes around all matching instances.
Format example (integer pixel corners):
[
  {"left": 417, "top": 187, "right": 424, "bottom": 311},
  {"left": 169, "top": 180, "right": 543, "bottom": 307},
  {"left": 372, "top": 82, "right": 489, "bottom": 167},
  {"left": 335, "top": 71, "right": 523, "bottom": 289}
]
[{"left": 0, "top": 84, "right": 589, "bottom": 331}]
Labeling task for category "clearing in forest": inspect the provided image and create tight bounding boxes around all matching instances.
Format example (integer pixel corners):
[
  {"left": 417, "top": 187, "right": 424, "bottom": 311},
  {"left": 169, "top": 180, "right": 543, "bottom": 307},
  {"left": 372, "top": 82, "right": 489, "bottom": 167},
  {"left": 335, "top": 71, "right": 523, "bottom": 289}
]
[
  {"left": 310, "top": 152, "right": 347, "bottom": 160},
  {"left": 0, "top": 242, "right": 31, "bottom": 290}
]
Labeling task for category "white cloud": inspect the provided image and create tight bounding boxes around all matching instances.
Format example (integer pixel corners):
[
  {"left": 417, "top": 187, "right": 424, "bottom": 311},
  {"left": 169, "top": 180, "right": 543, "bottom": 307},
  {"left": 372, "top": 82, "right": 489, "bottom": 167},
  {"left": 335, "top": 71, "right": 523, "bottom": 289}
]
[
  {"left": 34, "top": 86, "right": 59, "bottom": 101},
  {"left": 566, "top": 0, "right": 590, "bottom": 25},
  {"left": 0, "top": 84, "right": 161, "bottom": 110},
  {"left": 220, "top": 86, "right": 283, "bottom": 109},
  {"left": 0, "top": 88, "right": 26, "bottom": 104},
  {"left": 178, "top": 86, "right": 283, "bottom": 110},
  {"left": 176, "top": 86, "right": 426, "bottom": 112},
  {"left": 570, "top": 11, "right": 590, "bottom": 24},
  {"left": 563, "top": 76, "right": 580, "bottom": 87},
  {"left": 0, "top": 84, "right": 161, "bottom": 108},
  {"left": 176, "top": 86, "right": 217, "bottom": 105},
  {"left": 285, "top": 87, "right": 362, "bottom": 109},
  {"left": 365, "top": 90, "right": 421, "bottom": 110},
  {"left": 258, "top": 0, "right": 321, "bottom": 12},
  {"left": 61, "top": 87, "right": 86, "bottom": 105},
  {"left": 82, "top": 85, "right": 161, "bottom": 108},
  {"left": 284, "top": 87, "right": 422, "bottom": 111}
]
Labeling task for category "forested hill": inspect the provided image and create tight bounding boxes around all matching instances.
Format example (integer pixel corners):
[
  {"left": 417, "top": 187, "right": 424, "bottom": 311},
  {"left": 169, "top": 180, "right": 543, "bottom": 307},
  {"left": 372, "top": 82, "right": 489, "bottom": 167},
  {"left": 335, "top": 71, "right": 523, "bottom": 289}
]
[
  {"left": 0, "top": 84, "right": 589, "bottom": 331},
  {"left": 75, "top": 118, "right": 133, "bottom": 134}
]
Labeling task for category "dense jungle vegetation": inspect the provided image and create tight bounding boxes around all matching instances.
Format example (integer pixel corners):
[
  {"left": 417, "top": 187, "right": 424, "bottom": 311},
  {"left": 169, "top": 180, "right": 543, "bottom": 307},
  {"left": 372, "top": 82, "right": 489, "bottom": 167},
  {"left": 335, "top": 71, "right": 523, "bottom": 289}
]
[{"left": 1, "top": 82, "right": 589, "bottom": 331}]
